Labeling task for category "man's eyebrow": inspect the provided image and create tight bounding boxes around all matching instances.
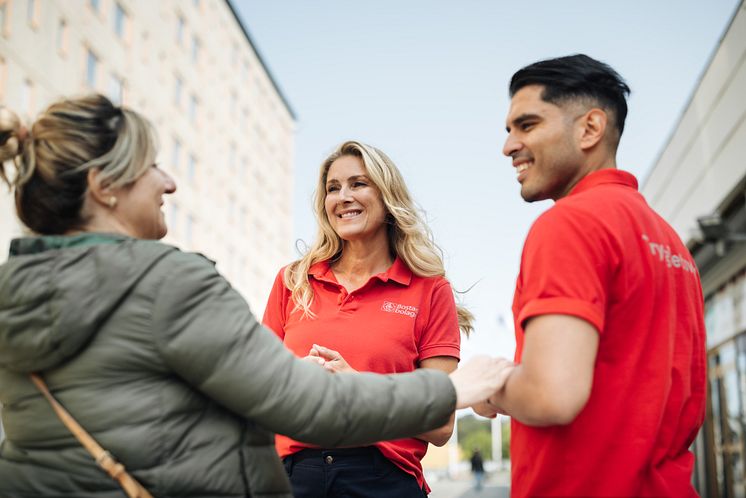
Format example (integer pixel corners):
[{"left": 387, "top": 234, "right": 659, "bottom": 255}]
[{"left": 506, "top": 113, "right": 541, "bottom": 132}]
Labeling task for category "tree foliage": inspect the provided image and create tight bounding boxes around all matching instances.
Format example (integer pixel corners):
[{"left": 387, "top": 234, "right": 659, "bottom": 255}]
[
  {"left": 461, "top": 430, "right": 492, "bottom": 461},
  {"left": 456, "top": 414, "right": 511, "bottom": 461}
]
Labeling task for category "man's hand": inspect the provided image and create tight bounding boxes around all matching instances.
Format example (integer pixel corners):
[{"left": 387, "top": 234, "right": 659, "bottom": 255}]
[{"left": 473, "top": 398, "right": 506, "bottom": 419}]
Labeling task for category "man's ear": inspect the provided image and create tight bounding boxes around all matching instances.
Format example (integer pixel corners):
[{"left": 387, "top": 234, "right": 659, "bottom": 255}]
[
  {"left": 578, "top": 108, "right": 607, "bottom": 151},
  {"left": 87, "top": 169, "right": 116, "bottom": 208}
]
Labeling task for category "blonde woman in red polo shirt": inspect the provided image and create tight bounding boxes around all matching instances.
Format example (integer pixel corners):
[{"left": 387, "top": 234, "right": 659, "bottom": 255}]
[{"left": 263, "top": 140, "right": 471, "bottom": 498}]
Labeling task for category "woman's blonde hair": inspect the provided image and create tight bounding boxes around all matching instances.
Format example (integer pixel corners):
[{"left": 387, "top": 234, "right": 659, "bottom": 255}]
[
  {"left": 0, "top": 94, "right": 157, "bottom": 234},
  {"left": 284, "top": 140, "right": 474, "bottom": 335}
]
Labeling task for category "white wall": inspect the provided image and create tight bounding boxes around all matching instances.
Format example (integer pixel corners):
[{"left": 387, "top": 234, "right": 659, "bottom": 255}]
[{"left": 642, "top": 2, "right": 746, "bottom": 244}]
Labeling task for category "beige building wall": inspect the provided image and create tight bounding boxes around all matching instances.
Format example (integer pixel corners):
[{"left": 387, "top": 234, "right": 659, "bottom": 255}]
[
  {"left": 641, "top": 3, "right": 746, "bottom": 495},
  {"left": 0, "top": 0, "right": 294, "bottom": 313},
  {"left": 641, "top": 1, "right": 746, "bottom": 244}
]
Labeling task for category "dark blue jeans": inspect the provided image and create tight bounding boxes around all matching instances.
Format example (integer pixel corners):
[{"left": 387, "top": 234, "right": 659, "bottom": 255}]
[{"left": 283, "top": 447, "right": 427, "bottom": 497}]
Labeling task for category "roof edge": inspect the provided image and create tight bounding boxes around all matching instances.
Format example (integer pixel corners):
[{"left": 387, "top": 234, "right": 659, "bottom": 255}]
[
  {"left": 224, "top": 0, "right": 297, "bottom": 121},
  {"left": 640, "top": 0, "right": 743, "bottom": 189}
]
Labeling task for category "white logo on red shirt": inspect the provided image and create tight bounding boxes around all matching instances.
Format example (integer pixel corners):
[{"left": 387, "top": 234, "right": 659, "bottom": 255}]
[
  {"left": 641, "top": 234, "right": 697, "bottom": 274},
  {"left": 381, "top": 301, "right": 419, "bottom": 318}
]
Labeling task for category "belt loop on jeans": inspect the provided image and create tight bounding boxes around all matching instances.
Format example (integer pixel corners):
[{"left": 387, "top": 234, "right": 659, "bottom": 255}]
[
  {"left": 371, "top": 445, "right": 385, "bottom": 473},
  {"left": 283, "top": 453, "right": 294, "bottom": 472}
]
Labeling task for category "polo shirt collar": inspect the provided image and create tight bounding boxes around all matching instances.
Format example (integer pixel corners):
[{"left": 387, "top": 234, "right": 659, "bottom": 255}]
[
  {"left": 309, "top": 257, "right": 412, "bottom": 286},
  {"left": 567, "top": 168, "right": 638, "bottom": 197},
  {"left": 380, "top": 257, "right": 412, "bottom": 285}
]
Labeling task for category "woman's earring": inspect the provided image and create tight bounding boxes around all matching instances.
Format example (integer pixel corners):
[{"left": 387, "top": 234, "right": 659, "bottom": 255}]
[{"left": 108, "top": 197, "right": 118, "bottom": 208}]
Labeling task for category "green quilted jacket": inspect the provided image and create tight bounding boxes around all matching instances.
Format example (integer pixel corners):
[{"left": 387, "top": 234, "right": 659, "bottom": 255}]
[{"left": 0, "top": 234, "right": 456, "bottom": 498}]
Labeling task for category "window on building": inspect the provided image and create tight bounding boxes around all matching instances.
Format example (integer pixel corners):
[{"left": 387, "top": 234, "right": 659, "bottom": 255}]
[
  {"left": 85, "top": 48, "right": 98, "bottom": 88},
  {"left": 172, "top": 138, "right": 181, "bottom": 170},
  {"left": 0, "top": 1, "right": 9, "bottom": 37},
  {"left": 239, "top": 207, "right": 248, "bottom": 230},
  {"left": 0, "top": 57, "right": 6, "bottom": 102},
  {"left": 192, "top": 0, "right": 200, "bottom": 10},
  {"left": 240, "top": 107, "right": 248, "bottom": 131},
  {"left": 191, "top": 35, "right": 200, "bottom": 63},
  {"left": 113, "top": 3, "right": 128, "bottom": 41},
  {"left": 26, "top": 0, "right": 38, "bottom": 29},
  {"left": 242, "top": 60, "right": 249, "bottom": 81},
  {"left": 89, "top": 0, "right": 100, "bottom": 14},
  {"left": 169, "top": 203, "right": 180, "bottom": 236},
  {"left": 229, "top": 143, "right": 237, "bottom": 173},
  {"left": 189, "top": 94, "right": 198, "bottom": 123},
  {"left": 108, "top": 74, "right": 124, "bottom": 105},
  {"left": 56, "top": 18, "right": 68, "bottom": 55},
  {"left": 706, "top": 333, "right": 746, "bottom": 497},
  {"left": 253, "top": 169, "right": 266, "bottom": 190},
  {"left": 186, "top": 215, "right": 194, "bottom": 245},
  {"left": 228, "top": 197, "right": 236, "bottom": 220},
  {"left": 187, "top": 154, "right": 196, "bottom": 182},
  {"left": 21, "top": 78, "right": 33, "bottom": 115},
  {"left": 173, "top": 75, "right": 182, "bottom": 107},
  {"left": 176, "top": 15, "right": 184, "bottom": 45}
]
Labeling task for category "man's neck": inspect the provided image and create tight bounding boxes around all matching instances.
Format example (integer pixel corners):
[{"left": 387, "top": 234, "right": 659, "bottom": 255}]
[{"left": 555, "top": 154, "right": 618, "bottom": 201}]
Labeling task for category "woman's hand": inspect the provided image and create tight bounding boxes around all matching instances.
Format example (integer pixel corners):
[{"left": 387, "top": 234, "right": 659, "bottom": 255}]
[
  {"left": 308, "top": 344, "right": 357, "bottom": 373},
  {"left": 449, "top": 356, "right": 515, "bottom": 410},
  {"left": 301, "top": 353, "right": 326, "bottom": 367}
]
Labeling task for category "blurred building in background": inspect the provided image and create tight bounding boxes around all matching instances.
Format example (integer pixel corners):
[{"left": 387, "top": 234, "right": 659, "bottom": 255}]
[
  {"left": 642, "top": 1, "right": 746, "bottom": 495},
  {"left": 0, "top": 0, "right": 294, "bottom": 312}
]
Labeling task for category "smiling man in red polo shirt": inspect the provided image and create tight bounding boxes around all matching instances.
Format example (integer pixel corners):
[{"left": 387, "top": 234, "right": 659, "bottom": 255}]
[{"left": 476, "top": 54, "right": 707, "bottom": 497}]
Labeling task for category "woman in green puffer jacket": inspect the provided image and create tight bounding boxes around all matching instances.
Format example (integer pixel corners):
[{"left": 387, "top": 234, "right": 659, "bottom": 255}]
[{"left": 0, "top": 95, "right": 514, "bottom": 498}]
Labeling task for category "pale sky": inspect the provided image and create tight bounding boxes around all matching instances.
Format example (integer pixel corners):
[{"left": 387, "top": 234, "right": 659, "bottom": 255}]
[{"left": 233, "top": 0, "right": 740, "bottom": 363}]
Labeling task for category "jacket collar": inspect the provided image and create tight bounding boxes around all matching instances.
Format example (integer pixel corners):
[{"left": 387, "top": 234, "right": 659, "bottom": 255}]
[
  {"left": 10, "top": 233, "right": 132, "bottom": 257},
  {"left": 309, "top": 256, "right": 412, "bottom": 286}
]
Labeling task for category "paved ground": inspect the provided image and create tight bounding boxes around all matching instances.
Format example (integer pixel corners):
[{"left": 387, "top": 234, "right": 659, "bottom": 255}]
[
  {"left": 428, "top": 470, "right": 509, "bottom": 498},
  {"left": 429, "top": 481, "right": 508, "bottom": 498}
]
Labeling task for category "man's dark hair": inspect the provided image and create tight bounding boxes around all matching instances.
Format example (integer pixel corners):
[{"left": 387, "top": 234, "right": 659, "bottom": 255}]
[{"left": 509, "top": 54, "right": 631, "bottom": 139}]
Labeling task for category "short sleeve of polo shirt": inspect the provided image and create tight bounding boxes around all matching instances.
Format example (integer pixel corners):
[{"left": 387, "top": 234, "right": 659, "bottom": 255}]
[
  {"left": 262, "top": 268, "right": 288, "bottom": 340},
  {"left": 517, "top": 205, "right": 612, "bottom": 335},
  {"left": 418, "top": 279, "right": 461, "bottom": 361}
]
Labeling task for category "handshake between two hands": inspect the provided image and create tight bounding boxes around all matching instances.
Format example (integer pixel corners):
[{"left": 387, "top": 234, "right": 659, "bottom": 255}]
[
  {"left": 450, "top": 355, "right": 515, "bottom": 416},
  {"left": 303, "top": 344, "right": 356, "bottom": 373},
  {"left": 304, "top": 345, "right": 515, "bottom": 417}
]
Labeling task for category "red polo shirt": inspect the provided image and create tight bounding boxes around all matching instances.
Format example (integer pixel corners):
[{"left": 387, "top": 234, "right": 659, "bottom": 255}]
[
  {"left": 511, "top": 169, "right": 706, "bottom": 497},
  {"left": 262, "top": 257, "right": 460, "bottom": 492}
]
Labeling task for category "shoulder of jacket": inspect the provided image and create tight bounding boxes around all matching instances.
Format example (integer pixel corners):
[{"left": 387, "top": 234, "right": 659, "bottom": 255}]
[{"left": 127, "top": 240, "right": 213, "bottom": 266}]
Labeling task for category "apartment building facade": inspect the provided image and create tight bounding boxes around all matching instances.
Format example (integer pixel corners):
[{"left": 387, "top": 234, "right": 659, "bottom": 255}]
[{"left": 0, "top": 0, "right": 294, "bottom": 312}]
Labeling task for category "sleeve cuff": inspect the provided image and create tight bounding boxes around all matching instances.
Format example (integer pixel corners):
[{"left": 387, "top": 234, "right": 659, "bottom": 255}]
[
  {"left": 419, "top": 344, "right": 461, "bottom": 361},
  {"left": 518, "top": 297, "right": 604, "bottom": 334}
]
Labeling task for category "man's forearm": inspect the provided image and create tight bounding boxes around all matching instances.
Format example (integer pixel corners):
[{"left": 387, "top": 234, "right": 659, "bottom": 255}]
[
  {"left": 485, "top": 315, "right": 598, "bottom": 426},
  {"left": 490, "top": 365, "right": 584, "bottom": 426}
]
